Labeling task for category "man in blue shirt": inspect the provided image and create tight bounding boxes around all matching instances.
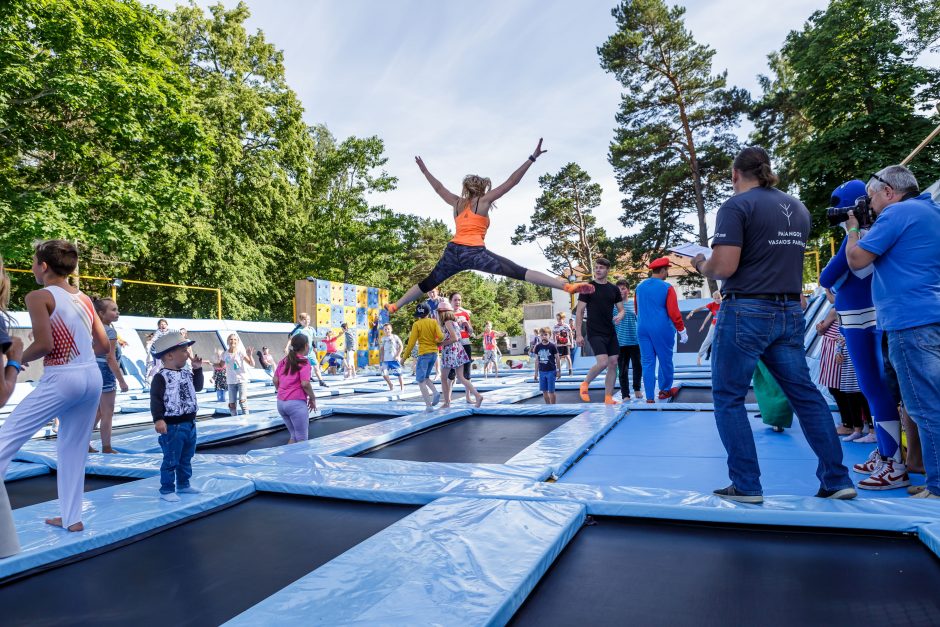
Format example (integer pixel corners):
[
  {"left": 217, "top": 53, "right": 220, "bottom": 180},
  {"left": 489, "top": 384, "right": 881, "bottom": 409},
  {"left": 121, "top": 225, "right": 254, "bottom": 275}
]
[{"left": 846, "top": 164, "right": 940, "bottom": 499}]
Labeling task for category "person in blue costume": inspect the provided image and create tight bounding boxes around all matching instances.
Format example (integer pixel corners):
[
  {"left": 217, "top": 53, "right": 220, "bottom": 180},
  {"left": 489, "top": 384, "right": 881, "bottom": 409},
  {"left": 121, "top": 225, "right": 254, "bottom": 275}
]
[
  {"left": 819, "top": 179, "right": 907, "bottom": 491},
  {"left": 634, "top": 257, "right": 688, "bottom": 402}
]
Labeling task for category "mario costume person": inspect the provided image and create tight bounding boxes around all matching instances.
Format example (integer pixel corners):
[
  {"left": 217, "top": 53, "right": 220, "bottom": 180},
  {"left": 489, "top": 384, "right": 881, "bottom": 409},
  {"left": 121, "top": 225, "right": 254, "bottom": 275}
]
[{"left": 635, "top": 257, "right": 688, "bottom": 401}]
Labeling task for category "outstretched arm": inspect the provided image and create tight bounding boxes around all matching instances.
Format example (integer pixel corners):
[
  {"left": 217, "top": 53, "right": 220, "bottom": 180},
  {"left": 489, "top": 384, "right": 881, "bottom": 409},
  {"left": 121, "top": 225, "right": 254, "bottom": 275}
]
[
  {"left": 484, "top": 139, "right": 547, "bottom": 203},
  {"left": 416, "top": 156, "right": 459, "bottom": 206}
]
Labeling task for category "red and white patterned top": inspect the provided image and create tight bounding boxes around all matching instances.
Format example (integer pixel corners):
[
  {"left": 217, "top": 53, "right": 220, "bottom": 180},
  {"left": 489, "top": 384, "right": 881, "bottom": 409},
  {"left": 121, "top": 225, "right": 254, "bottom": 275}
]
[
  {"left": 817, "top": 321, "right": 843, "bottom": 389},
  {"left": 43, "top": 285, "right": 95, "bottom": 367}
]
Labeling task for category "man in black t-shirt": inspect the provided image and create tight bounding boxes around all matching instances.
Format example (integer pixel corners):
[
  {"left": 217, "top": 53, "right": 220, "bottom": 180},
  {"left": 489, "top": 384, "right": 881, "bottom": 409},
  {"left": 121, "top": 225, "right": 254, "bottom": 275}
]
[
  {"left": 575, "top": 258, "right": 624, "bottom": 404},
  {"left": 693, "top": 146, "right": 854, "bottom": 504}
]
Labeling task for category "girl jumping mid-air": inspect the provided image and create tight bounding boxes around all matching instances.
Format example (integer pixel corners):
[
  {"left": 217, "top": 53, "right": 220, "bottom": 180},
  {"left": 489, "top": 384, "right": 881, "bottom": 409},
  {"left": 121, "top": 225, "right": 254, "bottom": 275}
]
[{"left": 386, "top": 139, "right": 594, "bottom": 313}]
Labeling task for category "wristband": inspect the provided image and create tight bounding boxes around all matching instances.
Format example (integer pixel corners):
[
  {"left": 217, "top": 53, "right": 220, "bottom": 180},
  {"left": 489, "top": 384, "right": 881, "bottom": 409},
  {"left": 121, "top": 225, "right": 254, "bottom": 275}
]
[
  {"left": 528, "top": 155, "right": 536, "bottom": 163},
  {"left": 5, "top": 360, "right": 22, "bottom": 372},
  {"left": 848, "top": 227, "right": 860, "bottom": 234}
]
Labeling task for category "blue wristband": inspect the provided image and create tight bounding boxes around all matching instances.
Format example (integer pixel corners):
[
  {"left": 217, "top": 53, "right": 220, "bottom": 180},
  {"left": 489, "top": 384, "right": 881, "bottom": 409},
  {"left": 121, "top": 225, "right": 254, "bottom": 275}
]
[{"left": 5, "top": 360, "right": 22, "bottom": 372}]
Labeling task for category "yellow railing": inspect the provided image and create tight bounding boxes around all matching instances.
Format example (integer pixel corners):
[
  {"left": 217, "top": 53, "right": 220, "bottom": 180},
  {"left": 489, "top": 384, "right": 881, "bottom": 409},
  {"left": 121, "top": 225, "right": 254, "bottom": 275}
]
[{"left": 5, "top": 269, "right": 222, "bottom": 319}]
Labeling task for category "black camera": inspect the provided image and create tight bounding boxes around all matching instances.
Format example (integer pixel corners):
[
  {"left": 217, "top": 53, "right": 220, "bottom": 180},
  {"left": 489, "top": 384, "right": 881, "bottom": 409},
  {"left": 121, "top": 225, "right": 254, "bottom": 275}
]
[{"left": 828, "top": 195, "right": 876, "bottom": 228}]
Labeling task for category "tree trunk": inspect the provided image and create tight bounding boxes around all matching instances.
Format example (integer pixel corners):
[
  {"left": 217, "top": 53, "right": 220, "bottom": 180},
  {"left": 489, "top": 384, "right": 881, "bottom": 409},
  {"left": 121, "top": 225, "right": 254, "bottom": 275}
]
[{"left": 675, "top": 97, "right": 718, "bottom": 295}]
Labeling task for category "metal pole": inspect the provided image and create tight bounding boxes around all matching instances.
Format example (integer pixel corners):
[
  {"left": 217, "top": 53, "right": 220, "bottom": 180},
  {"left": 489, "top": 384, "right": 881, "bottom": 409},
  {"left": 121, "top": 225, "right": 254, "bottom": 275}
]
[
  {"left": 111, "top": 284, "right": 117, "bottom": 302},
  {"left": 216, "top": 289, "right": 223, "bottom": 321}
]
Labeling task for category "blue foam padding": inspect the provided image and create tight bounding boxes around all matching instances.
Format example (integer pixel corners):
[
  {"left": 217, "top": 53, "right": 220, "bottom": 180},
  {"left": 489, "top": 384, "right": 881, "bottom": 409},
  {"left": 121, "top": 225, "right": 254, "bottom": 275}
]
[
  {"left": 4, "top": 461, "right": 50, "bottom": 481},
  {"left": 507, "top": 406, "right": 625, "bottom": 478},
  {"left": 0, "top": 473, "right": 254, "bottom": 581},
  {"left": 108, "top": 410, "right": 303, "bottom": 454},
  {"left": 224, "top": 497, "right": 585, "bottom": 626},
  {"left": 560, "top": 409, "right": 926, "bottom": 499},
  {"left": 920, "top": 523, "right": 940, "bottom": 560}
]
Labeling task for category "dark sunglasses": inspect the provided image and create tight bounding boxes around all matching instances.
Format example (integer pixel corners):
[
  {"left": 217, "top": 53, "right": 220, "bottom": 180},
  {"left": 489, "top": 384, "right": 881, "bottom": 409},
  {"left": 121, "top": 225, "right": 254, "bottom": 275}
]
[{"left": 869, "top": 172, "right": 891, "bottom": 189}]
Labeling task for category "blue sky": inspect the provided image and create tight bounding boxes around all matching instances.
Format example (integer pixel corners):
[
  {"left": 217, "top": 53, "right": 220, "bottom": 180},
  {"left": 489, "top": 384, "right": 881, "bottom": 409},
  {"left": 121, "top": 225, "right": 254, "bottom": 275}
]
[{"left": 152, "top": 0, "right": 831, "bottom": 273}]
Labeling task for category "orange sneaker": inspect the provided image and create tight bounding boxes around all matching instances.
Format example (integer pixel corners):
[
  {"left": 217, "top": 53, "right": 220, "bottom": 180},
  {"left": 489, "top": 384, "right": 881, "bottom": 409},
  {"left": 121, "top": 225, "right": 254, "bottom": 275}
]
[
  {"left": 604, "top": 395, "right": 619, "bottom": 405},
  {"left": 579, "top": 382, "right": 591, "bottom": 402},
  {"left": 384, "top": 303, "right": 398, "bottom": 314},
  {"left": 563, "top": 282, "right": 595, "bottom": 295}
]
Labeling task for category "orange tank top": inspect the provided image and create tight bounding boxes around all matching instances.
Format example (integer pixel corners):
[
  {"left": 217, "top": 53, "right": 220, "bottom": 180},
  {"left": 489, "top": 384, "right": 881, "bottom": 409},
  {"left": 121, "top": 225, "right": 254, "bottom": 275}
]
[{"left": 450, "top": 199, "right": 490, "bottom": 247}]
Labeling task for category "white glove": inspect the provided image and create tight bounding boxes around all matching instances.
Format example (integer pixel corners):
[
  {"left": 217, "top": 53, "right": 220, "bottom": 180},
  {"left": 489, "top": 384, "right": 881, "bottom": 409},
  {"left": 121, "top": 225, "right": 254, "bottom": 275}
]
[{"left": 679, "top": 329, "right": 689, "bottom": 344}]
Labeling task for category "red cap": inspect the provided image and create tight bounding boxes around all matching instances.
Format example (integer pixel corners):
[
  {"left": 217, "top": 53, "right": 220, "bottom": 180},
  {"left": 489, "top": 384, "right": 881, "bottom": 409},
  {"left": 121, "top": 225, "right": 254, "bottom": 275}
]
[{"left": 648, "top": 257, "right": 671, "bottom": 270}]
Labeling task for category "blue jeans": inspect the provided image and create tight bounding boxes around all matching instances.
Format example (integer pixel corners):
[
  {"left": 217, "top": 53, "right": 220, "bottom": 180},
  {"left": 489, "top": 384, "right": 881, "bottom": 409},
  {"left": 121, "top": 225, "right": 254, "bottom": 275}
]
[
  {"left": 538, "top": 369, "right": 557, "bottom": 392},
  {"left": 712, "top": 298, "right": 851, "bottom": 495},
  {"left": 887, "top": 323, "right": 940, "bottom": 496},
  {"left": 158, "top": 421, "right": 197, "bottom": 494},
  {"left": 415, "top": 353, "right": 437, "bottom": 382}
]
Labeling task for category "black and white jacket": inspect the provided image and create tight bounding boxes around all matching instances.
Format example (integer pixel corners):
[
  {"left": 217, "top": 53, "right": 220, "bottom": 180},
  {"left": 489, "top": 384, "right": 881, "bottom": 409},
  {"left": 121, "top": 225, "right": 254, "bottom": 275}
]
[{"left": 151, "top": 367, "right": 204, "bottom": 424}]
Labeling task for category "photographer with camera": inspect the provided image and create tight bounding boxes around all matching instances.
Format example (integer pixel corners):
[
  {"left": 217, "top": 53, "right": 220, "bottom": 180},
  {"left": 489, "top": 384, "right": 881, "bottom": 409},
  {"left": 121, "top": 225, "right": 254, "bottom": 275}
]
[
  {"left": 820, "top": 180, "right": 906, "bottom": 491},
  {"left": 845, "top": 165, "right": 940, "bottom": 499}
]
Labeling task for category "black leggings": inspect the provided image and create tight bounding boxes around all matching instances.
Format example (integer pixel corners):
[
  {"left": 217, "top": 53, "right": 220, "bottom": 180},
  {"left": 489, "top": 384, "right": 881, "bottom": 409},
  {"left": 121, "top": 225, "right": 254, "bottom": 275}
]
[
  {"left": 829, "top": 387, "right": 873, "bottom": 429},
  {"left": 418, "top": 242, "right": 528, "bottom": 293},
  {"left": 618, "top": 345, "right": 642, "bottom": 393}
]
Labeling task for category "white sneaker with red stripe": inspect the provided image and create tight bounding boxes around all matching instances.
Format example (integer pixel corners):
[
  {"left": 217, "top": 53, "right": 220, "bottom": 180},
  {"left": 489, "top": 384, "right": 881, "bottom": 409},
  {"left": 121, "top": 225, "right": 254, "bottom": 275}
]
[
  {"left": 853, "top": 449, "right": 882, "bottom": 475},
  {"left": 858, "top": 459, "right": 910, "bottom": 491}
]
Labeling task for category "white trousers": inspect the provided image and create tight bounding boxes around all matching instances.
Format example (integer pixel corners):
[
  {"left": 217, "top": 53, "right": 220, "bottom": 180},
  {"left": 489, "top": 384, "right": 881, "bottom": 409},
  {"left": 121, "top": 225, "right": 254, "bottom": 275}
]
[
  {"left": 0, "top": 363, "right": 102, "bottom": 537},
  {"left": 697, "top": 324, "right": 716, "bottom": 359}
]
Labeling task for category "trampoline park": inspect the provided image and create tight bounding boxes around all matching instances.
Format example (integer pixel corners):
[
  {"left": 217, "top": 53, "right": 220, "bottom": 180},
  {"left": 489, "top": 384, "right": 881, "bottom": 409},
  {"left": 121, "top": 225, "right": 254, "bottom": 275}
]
[{"left": 1, "top": 290, "right": 939, "bottom": 626}]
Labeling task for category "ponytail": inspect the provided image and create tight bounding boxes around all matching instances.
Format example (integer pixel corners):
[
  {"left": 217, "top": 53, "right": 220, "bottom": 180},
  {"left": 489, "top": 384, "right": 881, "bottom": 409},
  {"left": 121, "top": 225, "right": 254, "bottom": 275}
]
[
  {"left": 733, "top": 146, "right": 779, "bottom": 188},
  {"left": 283, "top": 333, "right": 309, "bottom": 375}
]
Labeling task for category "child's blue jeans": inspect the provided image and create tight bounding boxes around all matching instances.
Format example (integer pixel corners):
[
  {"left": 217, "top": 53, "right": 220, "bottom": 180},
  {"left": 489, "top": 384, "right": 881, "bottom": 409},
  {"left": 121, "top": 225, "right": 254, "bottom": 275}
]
[{"left": 159, "top": 421, "right": 197, "bottom": 494}]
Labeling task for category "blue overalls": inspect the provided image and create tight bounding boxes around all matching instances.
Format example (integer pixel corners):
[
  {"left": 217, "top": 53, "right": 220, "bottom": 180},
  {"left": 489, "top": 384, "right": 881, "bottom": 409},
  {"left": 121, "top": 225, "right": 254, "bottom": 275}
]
[{"left": 635, "top": 277, "right": 678, "bottom": 399}]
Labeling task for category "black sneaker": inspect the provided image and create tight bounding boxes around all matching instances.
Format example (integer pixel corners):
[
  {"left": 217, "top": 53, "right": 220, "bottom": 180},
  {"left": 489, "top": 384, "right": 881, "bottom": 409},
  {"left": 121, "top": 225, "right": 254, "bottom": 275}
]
[
  {"left": 815, "top": 486, "right": 857, "bottom": 500},
  {"left": 713, "top": 485, "right": 764, "bottom": 504},
  {"left": 319, "top": 381, "right": 329, "bottom": 388},
  {"left": 771, "top": 425, "right": 784, "bottom": 433}
]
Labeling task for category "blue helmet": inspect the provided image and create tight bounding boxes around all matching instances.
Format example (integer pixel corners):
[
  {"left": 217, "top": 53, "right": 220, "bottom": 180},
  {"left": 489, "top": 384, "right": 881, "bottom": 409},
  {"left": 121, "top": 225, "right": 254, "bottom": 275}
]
[{"left": 830, "top": 179, "right": 867, "bottom": 209}]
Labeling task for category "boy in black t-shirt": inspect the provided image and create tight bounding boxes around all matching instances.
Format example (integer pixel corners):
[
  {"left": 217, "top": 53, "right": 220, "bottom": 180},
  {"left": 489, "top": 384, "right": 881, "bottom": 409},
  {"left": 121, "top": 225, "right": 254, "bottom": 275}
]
[
  {"left": 574, "top": 258, "right": 624, "bottom": 404},
  {"left": 536, "top": 327, "right": 558, "bottom": 404}
]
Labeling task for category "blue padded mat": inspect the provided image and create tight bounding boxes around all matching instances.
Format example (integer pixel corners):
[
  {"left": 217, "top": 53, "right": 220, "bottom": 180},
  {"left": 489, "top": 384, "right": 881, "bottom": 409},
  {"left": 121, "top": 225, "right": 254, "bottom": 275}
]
[{"left": 560, "top": 409, "right": 926, "bottom": 499}]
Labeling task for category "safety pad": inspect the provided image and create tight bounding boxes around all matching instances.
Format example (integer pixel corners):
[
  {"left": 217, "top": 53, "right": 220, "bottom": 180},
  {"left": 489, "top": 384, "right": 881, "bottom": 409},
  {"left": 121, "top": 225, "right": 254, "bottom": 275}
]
[
  {"left": 559, "top": 409, "right": 927, "bottom": 499},
  {"left": 225, "top": 497, "right": 585, "bottom": 626},
  {"left": 4, "top": 461, "right": 50, "bottom": 481},
  {"left": 230, "top": 453, "right": 550, "bottom": 499},
  {"left": 0, "top": 473, "right": 254, "bottom": 582},
  {"left": 112, "top": 411, "right": 305, "bottom": 454},
  {"left": 920, "top": 522, "right": 940, "bottom": 560},
  {"left": 242, "top": 407, "right": 475, "bottom": 458},
  {"left": 507, "top": 406, "right": 626, "bottom": 478}
]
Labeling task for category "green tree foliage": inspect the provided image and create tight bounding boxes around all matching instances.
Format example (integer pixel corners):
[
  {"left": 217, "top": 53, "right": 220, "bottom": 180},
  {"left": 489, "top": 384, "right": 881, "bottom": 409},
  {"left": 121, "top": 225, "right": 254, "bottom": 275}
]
[
  {"left": 598, "top": 0, "right": 749, "bottom": 293},
  {"left": 751, "top": 0, "right": 940, "bottom": 243},
  {"left": 511, "top": 162, "right": 608, "bottom": 279},
  {"left": 305, "top": 126, "right": 407, "bottom": 287},
  {"left": 158, "top": 1, "right": 315, "bottom": 319},
  {"left": 0, "top": 0, "right": 208, "bottom": 272}
]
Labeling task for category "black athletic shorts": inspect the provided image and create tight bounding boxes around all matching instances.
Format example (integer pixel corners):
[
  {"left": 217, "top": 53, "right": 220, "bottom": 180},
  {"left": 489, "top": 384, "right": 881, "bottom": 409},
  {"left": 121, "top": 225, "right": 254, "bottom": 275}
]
[
  {"left": 557, "top": 345, "right": 570, "bottom": 357},
  {"left": 587, "top": 333, "right": 618, "bottom": 357},
  {"left": 418, "top": 242, "right": 528, "bottom": 293}
]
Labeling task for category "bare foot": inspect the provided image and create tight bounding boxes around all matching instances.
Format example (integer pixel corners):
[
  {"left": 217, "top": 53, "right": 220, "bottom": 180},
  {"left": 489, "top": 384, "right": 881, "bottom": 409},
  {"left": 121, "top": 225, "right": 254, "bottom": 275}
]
[
  {"left": 474, "top": 395, "right": 484, "bottom": 408},
  {"left": 101, "top": 447, "right": 117, "bottom": 454},
  {"left": 88, "top": 446, "right": 98, "bottom": 453},
  {"left": 441, "top": 403, "right": 451, "bottom": 409},
  {"left": 45, "top": 518, "right": 84, "bottom": 532}
]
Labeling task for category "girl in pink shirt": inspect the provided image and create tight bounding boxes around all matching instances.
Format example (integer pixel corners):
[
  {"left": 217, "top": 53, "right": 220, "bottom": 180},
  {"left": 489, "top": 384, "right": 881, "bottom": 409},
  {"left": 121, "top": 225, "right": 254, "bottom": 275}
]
[{"left": 273, "top": 334, "right": 318, "bottom": 443}]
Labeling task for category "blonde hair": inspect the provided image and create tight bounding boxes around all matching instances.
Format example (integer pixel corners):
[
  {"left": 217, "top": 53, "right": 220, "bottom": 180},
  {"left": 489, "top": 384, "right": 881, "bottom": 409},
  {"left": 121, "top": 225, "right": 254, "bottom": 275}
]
[
  {"left": 439, "top": 310, "right": 456, "bottom": 324},
  {"left": 461, "top": 175, "right": 491, "bottom": 199}
]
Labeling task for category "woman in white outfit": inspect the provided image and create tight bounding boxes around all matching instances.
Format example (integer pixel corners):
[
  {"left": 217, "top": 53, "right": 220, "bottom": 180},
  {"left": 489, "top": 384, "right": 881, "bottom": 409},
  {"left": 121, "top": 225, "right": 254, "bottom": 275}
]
[{"left": 0, "top": 240, "right": 108, "bottom": 555}]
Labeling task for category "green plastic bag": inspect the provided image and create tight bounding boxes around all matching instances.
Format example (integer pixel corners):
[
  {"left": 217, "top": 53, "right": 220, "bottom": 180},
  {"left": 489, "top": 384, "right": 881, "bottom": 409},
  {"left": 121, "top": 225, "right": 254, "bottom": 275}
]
[{"left": 752, "top": 360, "right": 793, "bottom": 429}]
